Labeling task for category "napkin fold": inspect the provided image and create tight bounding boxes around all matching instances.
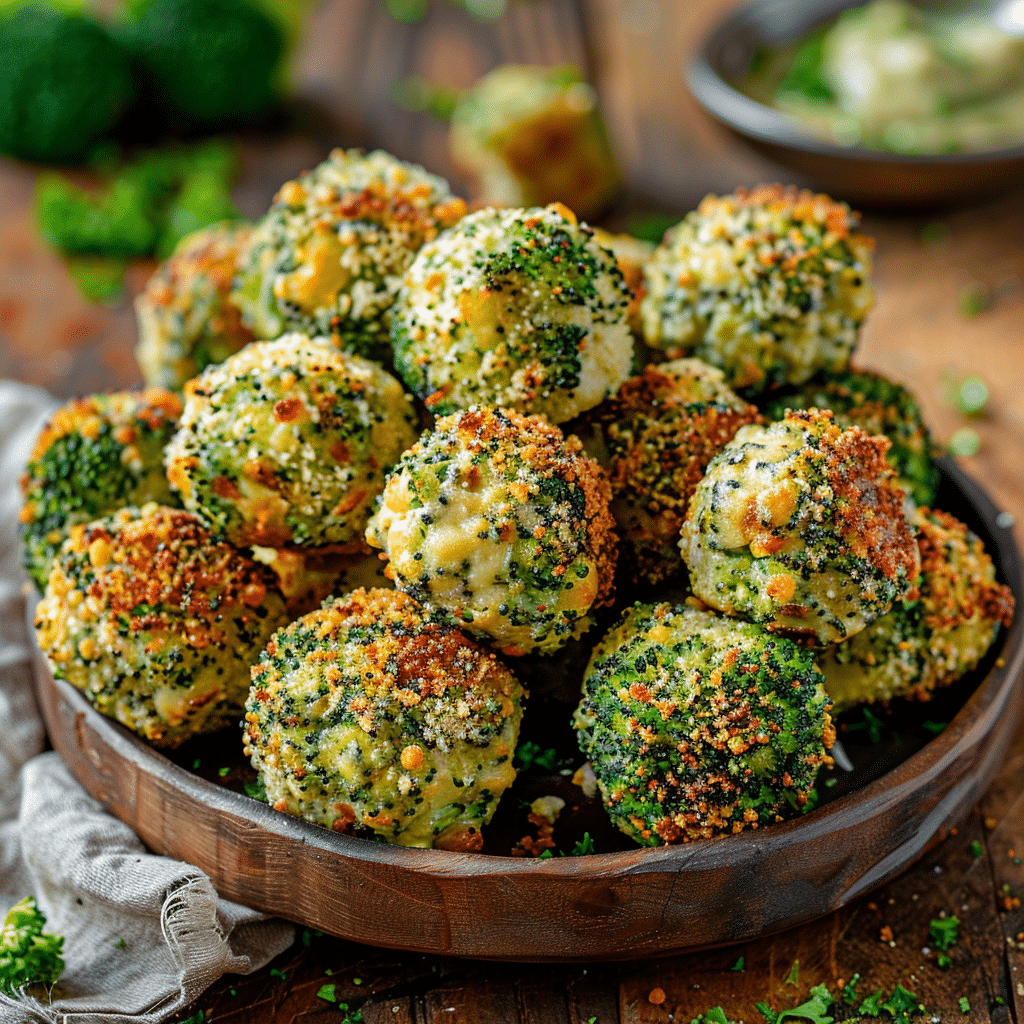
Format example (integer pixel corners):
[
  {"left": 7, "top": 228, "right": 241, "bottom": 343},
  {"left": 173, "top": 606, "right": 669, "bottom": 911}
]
[{"left": 0, "top": 381, "right": 294, "bottom": 1024}]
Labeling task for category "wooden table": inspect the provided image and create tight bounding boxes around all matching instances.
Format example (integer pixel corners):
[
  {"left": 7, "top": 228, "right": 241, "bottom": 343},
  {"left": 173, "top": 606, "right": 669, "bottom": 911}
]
[{"left": 3, "top": 2, "right": 1023, "bottom": 1021}]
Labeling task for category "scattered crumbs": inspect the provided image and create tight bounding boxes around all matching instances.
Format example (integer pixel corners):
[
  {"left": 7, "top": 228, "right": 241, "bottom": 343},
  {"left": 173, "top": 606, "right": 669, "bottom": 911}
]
[
  {"left": 996, "top": 511, "right": 1015, "bottom": 529},
  {"left": 959, "top": 997, "right": 970, "bottom": 1014},
  {"left": 970, "top": 840, "right": 983, "bottom": 858},
  {"left": 649, "top": 987, "right": 666, "bottom": 1005},
  {"left": 1019, "top": 983, "right": 1024, "bottom": 997},
  {"left": 922, "top": 946, "right": 930, "bottom": 955},
  {"left": 889, "top": 898, "right": 896, "bottom": 905},
  {"left": 934, "top": 865, "right": 943, "bottom": 874},
  {"left": 868, "top": 902, "right": 879, "bottom": 911},
  {"left": 881, "top": 926, "right": 895, "bottom": 944},
  {"left": 955, "top": 376, "right": 989, "bottom": 416},
  {"left": 947, "top": 428, "right": 980, "bottom": 458},
  {"left": 950, "top": 828, "right": 958, "bottom": 837},
  {"left": 959, "top": 283, "right": 993, "bottom": 317},
  {"left": 987, "top": 817, "right": 999, "bottom": 830},
  {"left": 218, "top": 766, "right": 230, "bottom": 777},
  {"left": 912, "top": 894, "right": 920, "bottom": 901}
]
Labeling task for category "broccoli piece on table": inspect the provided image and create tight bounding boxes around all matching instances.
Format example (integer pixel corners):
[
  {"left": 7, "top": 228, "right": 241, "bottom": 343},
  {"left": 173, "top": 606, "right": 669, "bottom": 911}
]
[
  {"left": 0, "top": 897, "right": 64, "bottom": 997},
  {"left": 0, "top": 6, "right": 133, "bottom": 163},
  {"left": 121, "top": 0, "right": 284, "bottom": 126}
]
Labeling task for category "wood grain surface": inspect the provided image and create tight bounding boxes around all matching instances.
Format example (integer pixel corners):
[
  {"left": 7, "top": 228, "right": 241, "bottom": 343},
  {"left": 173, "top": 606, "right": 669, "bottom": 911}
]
[{"left": 5, "top": 0, "right": 1024, "bottom": 1019}]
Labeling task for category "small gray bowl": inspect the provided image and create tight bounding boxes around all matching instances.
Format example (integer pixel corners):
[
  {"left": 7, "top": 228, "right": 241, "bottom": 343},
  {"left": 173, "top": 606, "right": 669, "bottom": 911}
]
[{"left": 686, "top": 0, "right": 1024, "bottom": 209}]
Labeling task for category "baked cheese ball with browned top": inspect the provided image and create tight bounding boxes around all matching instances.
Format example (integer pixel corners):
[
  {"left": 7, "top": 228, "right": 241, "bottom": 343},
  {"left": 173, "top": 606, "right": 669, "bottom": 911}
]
[
  {"left": 135, "top": 221, "right": 255, "bottom": 391},
  {"left": 680, "top": 409, "right": 920, "bottom": 645},
  {"left": 596, "top": 358, "right": 762, "bottom": 586},
  {"left": 232, "top": 149, "right": 467, "bottom": 362},
  {"left": 821, "top": 507, "right": 1015, "bottom": 709},
  {"left": 165, "top": 334, "right": 418, "bottom": 553},
  {"left": 20, "top": 388, "right": 182, "bottom": 592},
  {"left": 244, "top": 588, "right": 525, "bottom": 850},
  {"left": 574, "top": 603, "right": 834, "bottom": 846},
  {"left": 391, "top": 204, "right": 633, "bottom": 423},
  {"left": 366, "top": 407, "right": 617, "bottom": 656},
  {"left": 640, "top": 186, "right": 875, "bottom": 395},
  {"left": 34, "top": 505, "right": 289, "bottom": 747}
]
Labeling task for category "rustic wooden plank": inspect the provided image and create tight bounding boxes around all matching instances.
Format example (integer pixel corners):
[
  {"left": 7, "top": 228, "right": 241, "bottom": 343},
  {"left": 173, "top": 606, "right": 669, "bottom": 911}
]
[{"left": 421, "top": 982, "right": 522, "bottom": 1023}]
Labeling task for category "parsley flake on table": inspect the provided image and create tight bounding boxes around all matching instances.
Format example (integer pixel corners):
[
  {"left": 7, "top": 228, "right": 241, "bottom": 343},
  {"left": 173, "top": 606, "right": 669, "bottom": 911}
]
[{"left": 929, "top": 915, "right": 960, "bottom": 950}]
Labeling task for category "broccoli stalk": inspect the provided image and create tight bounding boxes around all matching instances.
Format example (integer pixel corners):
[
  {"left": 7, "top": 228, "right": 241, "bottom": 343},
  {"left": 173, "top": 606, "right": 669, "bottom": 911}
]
[{"left": 0, "top": 897, "right": 65, "bottom": 997}]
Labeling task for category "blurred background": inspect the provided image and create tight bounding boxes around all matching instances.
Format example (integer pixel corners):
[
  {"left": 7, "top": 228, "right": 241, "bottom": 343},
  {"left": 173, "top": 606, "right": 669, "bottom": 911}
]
[{"left": 0, "top": 0, "right": 1020, "bottom": 518}]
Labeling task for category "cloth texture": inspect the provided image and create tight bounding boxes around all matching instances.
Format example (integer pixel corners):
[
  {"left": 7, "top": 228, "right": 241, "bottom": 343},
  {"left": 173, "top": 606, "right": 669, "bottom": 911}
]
[{"left": 0, "top": 380, "right": 295, "bottom": 1024}]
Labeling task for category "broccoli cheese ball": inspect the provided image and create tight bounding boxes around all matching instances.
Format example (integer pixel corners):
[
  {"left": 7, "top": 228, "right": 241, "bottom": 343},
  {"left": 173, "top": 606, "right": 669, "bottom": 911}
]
[
  {"left": 244, "top": 588, "right": 524, "bottom": 850},
  {"left": 680, "top": 409, "right": 920, "bottom": 645},
  {"left": 449, "top": 63, "right": 621, "bottom": 221},
  {"left": 233, "top": 149, "right": 467, "bottom": 360},
  {"left": 366, "top": 407, "right": 617, "bottom": 656},
  {"left": 135, "top": 221, "right": 255, "bottom": 391},
  {"left": 20, "top": 389, "right": 182, "bottom": 592},
  {"left": 34, "top": 505, "right": 288, "bottom": 748},
  {"left": 821, "top": 508, "right": 1015, "bottom": 710},
  {"left": 591, "top": 227, "right": 654, "bottom": 339},
  {"left": 597, "top": 358, "right": 761, "bottom": 586},
  {"left": 640, "top": 186, "right": 875, "bottom": 395},
  {"left": 391, "top": 203, "right": 633, "bottom": 423},
  {"left": 165, "top": 335, "right": 418, "bottom": 552},
  {"left": 573, "top": 602, "right": 834, "bottom": 846},
  {"left": 764, "top": 367, "right": 939, "bottom": 507}
]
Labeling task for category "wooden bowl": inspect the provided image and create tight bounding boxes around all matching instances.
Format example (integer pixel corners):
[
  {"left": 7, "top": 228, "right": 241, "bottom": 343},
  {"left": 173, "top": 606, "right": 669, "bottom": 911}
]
[
  {"left": 30, "top": 460, "right": 1023, "bottom": 962},
  {"left": 686, "top": 0, "right": 1024, "bottom": 209}
]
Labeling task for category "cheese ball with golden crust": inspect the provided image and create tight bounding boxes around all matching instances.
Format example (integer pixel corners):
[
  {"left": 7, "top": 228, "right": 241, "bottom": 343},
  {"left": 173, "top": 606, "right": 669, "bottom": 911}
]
[
  {"left": 574, "top": 602, "right": 834, "bottom": 846},
  {"left": 34, "top": 505, "right": 288, "bottom": 748},
  {"left": 232, "top": 149, "right": 467, "bottom": 361},
  {"left": 20, "top": 388, "right": 182, "bottom": 592},
  {"left": 391, "top": 203, "right": 633, "bottom": 423},
  {"left": 449, "top": 63, "right": 621, "bottom": 221},
  {"left": 596, "top": 358, "right": 762, "bottom": 586},
  {"left": 763, "top": 366, "right": 939, "bottom": 508},
  {"left": 366, "top": 407, "right": 617, "bottom": 656},
  {"left": 821, "top": 508, "right": 1015, "bottom": 710},
  {"left": 135, "top": 222, "right": 255, "bottom": 391},
  {"left": 165, "top": 335, "right": 418, "bottom": 552},
  {"left": 640, "top": 186, "right": 875, "bottom": 395},
  {"left": 244, "top": 588, "right": 524, "bottom": 850},
  {"left": 680, "top": 409, "right": 920, "bottom": 645}
]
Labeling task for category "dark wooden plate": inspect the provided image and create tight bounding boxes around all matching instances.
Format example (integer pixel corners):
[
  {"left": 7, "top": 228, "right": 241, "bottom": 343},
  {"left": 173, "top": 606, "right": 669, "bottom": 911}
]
[{"left": 30, "top": 460, "right": 1023, "bottom": 962}]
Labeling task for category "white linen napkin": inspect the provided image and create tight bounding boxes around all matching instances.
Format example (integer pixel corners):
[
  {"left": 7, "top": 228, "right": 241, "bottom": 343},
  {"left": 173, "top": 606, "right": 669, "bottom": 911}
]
[{"left": 0, "top": 381, "right": 294, "bottom": 1024}]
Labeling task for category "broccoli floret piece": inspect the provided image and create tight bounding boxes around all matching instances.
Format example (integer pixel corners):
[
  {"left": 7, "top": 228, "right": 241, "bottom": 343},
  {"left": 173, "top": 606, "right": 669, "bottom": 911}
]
[
  {"left": 0, "top": 6, "right": 133, "bottom": 163},
  {"left": 0, "top": 897, "right": 64, "bottom": 997},
  {"left": 121, "top": 0, "right": 283, "bottom": 126}
]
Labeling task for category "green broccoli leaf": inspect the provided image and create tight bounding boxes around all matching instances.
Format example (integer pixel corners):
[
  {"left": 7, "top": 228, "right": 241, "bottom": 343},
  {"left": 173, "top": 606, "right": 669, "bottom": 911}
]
[
  {"left": 929, "top": 916, "right": 960, "bottom": 950},
  {"left": 0, "top": 896, "right": 65, "bottom": 997},
  {"left": 777, "top": 983, "right": 833, "bottom": 1024}
]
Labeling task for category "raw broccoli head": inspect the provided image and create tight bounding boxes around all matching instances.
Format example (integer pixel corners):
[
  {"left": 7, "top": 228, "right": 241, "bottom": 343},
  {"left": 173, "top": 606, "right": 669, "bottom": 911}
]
[
  {"left": 0, "top": 6, "right": 133, "bottom": 162},
  {"left": 121, "top": 0, "right": 283, "bottom": 127},
  {"left": 574, "top": 602, "right": 835, "bottom": 846},
  {"left": 0, "top": 897, "right": 64, "bottom": 997}
]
